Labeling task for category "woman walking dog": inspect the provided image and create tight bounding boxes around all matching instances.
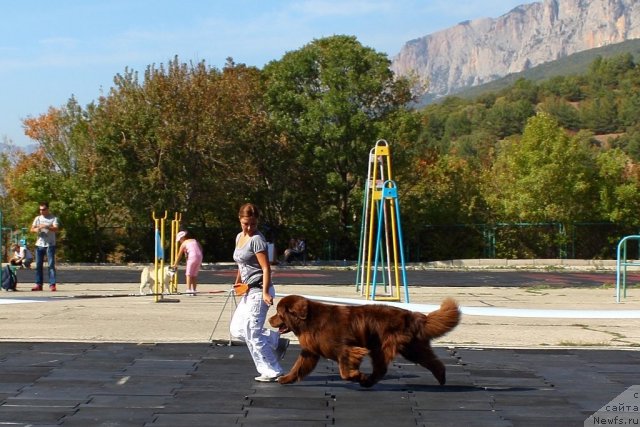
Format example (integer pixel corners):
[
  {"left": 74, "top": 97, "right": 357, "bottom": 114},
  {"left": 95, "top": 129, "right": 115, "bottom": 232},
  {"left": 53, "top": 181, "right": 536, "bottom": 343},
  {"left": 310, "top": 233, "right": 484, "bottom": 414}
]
[{"left": 229, "top": 203, "right": 289, "bottom": 382}]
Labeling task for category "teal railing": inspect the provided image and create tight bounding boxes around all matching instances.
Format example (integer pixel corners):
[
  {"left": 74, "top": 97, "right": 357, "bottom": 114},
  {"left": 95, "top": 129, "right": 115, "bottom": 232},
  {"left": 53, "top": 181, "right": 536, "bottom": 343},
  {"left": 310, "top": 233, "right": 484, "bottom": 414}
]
[{"left": 615, "top": 235, "right": 640, "bottom": 303}]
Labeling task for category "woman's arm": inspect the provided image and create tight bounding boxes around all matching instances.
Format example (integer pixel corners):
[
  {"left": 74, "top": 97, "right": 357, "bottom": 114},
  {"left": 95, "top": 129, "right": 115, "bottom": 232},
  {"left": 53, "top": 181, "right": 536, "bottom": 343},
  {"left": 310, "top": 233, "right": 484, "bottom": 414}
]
[
  {"left": 172, "top": 243, "right": 185, "bottom": 268},
  {"left": 256, "top": 250, "right": 272, "bottom": 306}
]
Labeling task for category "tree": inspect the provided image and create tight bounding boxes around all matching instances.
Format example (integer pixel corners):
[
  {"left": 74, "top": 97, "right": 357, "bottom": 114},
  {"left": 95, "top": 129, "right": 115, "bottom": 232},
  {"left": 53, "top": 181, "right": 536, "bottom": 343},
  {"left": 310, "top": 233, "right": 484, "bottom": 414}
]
[
  {"left": 17, "top": 99, "right": 120, "bottom": 261},
  {"left": 613, "top": 126, "right": 640, "bottom": 161},
  {"left": 89, "top": 58, "right": 278, "bottom": 260},
  {"left": 596, "top": 148, "right": 640, "bottom": 225},
  {"left": 504, "top": 78, "right": 539, "bottom": 104},
  {"left": 588, "top": 53, "right": 636, "bottom": 89},
  {"left": 484, "top": 98, "right": 535, "bottom": 138},
  {"left": 537, "top": 96, "right": 581, "bottom": 131},
  {"left": 579, "top": 91, "right": 620, "bottom": 134},
  {"left": 485, "top": 112, "right": 599, "bottom": 225},
  {"left": 262, "top": 35, "right": 413, "bottom": 257}
]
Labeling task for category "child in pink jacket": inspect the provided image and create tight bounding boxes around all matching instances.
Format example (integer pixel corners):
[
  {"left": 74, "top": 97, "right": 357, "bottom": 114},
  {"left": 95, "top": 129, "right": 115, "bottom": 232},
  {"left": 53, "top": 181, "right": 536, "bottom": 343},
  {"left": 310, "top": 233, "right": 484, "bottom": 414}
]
[{"left": 172, "top": 230, "right": 203, "bottom": 295}]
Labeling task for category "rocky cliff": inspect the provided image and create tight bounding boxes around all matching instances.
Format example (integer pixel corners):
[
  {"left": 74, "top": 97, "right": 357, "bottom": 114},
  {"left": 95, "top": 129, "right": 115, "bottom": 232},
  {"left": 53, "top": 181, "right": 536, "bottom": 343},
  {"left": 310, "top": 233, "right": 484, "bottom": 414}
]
[{"left": 391, "top": 0, "right": 640, "bottom": 97}]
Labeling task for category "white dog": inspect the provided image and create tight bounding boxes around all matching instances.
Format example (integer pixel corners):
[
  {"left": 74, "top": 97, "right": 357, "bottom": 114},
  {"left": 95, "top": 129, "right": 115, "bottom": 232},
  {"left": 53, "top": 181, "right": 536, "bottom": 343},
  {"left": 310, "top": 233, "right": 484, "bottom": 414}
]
[{"left": 139, "top": 265, "right": 175, "bottom": 295}]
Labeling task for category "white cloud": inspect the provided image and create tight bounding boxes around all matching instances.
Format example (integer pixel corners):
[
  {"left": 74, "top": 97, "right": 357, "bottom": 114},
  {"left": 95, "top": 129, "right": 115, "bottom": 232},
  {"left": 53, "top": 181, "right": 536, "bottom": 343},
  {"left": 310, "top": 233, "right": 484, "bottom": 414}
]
[
  {"left": 290, "top": 0, "right": 393, "bottom": 17},
  {"left": 39, "top": 37, "right": 80, "bottom": 49}
]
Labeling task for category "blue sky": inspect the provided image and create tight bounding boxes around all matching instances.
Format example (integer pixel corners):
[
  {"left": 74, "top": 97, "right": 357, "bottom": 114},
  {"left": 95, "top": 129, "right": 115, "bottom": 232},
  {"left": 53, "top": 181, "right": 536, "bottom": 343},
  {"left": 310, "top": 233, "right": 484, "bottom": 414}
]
[{"left": 1, "top": 0, "right": 528, "bottom": 148}]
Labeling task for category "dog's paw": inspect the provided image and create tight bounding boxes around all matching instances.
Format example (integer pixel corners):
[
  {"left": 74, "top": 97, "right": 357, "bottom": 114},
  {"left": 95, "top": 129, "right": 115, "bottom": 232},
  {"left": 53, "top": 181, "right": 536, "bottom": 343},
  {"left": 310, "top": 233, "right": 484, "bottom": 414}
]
[
  {"left": 277, "top": 374, "right": 296, "bottom": 384},
  {"left": 359, "top": 375, "right": 377, "bottom": 388},
  {"left": 430, "top": 363, "right": 446, "bottom": 385}
]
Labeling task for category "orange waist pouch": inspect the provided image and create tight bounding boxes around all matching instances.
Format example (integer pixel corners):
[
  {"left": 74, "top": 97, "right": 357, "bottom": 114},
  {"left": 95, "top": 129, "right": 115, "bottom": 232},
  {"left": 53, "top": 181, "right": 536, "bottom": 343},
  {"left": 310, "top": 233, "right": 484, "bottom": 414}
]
[{"left": 233, "top": 283, "right": 249, "bottom": 296}]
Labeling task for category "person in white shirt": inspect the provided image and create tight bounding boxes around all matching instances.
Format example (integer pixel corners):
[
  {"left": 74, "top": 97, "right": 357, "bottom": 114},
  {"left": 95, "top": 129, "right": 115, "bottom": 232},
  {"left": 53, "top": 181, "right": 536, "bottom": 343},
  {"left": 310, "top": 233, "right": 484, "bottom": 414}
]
[
  {"left": 30, "top": 202, "right": 60, "bottom": 291},
  {"left": 10, "top": 242, "right": 33, "bottom": 269}
]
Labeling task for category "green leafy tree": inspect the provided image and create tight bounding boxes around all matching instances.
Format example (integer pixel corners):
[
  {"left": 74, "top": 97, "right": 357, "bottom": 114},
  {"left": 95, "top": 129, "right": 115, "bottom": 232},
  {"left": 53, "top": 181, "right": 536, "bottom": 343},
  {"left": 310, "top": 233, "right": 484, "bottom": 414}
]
[
  {"left": 406, "top": 154, "right": 486, "bottom": 224},
  {"left": 596, "top": 148, "right": 640, "bottom": 225},
  {"left": 443, "top": 108, "right": 473, "bottom": 141},
  {"left": 579, "top": 91, "right": 620, "bottom": 134},
  {"left": 262, "top": 35, "right": 413, "bottom": 257},
  {"left": 89, "top": 58, "right": 278, "bottom": 260},
  {"left": 587, "top": 53, "right": 635, "bottom": 89},
  {"left": 617, "top": 82, "right": 640, "bottom": 128},
  {"left": 485, "top": 113, "right": 599, "bottom": 225},
  {"left": 484, "top": 98, "right": 535, "bottom": 138},
  {"left": 537, "top": 96, "right": 582, "bottom": 131},
  {"left": 16, "top": 99, "right": 119, "bottom": 261},
  {"left": 613, "top": 126, "right": 640, "bottom": 161},
  {"left": 504, "top": 78, "right": 539, "bottom": 104}
]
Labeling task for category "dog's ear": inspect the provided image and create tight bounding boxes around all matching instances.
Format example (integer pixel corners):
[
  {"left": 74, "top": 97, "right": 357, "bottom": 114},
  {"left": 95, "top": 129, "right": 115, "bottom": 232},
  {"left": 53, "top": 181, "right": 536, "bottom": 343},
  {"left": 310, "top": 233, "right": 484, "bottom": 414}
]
[{"left": 289, "top": 297, "right": 309, "bottom": 320}]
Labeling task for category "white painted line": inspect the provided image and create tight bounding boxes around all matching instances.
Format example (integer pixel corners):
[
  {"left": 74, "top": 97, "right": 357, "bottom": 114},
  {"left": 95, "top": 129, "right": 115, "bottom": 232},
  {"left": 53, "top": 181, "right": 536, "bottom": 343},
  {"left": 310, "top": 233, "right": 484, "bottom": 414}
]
[
  {"left": 0, "top": 299, "right": 43, "bottom": 305},
  {"left": 277, "top": 293, "right": 640, "bottom": 319}
]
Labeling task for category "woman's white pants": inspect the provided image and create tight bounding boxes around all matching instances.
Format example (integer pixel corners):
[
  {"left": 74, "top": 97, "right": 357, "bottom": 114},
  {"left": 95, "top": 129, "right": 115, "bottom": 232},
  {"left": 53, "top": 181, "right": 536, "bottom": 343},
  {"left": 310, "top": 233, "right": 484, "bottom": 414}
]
[{"left": 230, "top": 287, "right": 283, "bottom": 377}]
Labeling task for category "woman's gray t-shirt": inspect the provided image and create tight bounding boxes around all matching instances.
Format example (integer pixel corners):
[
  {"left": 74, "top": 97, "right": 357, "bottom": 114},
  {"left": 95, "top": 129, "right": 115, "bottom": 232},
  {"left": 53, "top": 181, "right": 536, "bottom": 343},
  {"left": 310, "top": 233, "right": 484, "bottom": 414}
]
[{"left": 233, "top": 231, "right": 268, "bottom": 286}]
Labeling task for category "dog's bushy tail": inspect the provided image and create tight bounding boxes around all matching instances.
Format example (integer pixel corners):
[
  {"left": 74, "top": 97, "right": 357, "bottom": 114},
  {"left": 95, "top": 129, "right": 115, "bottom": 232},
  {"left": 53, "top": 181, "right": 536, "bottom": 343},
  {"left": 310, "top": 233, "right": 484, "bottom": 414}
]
[{"left": 423, "top": 298, "right": 461, "bottom": 339}]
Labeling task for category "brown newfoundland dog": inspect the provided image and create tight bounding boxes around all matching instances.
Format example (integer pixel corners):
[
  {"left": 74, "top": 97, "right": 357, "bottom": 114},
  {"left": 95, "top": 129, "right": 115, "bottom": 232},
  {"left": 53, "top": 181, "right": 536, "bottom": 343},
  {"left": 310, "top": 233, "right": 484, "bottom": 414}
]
[{"left": 268, "top": 295, "right": 460, "bottom": 388}]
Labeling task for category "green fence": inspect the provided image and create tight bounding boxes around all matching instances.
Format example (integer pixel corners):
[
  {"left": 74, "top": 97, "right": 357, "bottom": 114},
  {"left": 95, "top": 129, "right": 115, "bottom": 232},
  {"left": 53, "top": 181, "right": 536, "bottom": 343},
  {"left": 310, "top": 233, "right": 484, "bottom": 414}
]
[
  {"left": 402, "top": 222, "right": 639, "bottom": 262},
  {"left": 5, "top": 221, "right": 636, "bottom": 263}
]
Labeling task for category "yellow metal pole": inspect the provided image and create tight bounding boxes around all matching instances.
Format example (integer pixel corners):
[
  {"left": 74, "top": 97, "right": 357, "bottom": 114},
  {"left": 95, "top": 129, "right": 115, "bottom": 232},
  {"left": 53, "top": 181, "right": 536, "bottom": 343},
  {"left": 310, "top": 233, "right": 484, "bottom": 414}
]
[
  {"left": 360, "top": 140, "right": 408, "bottom": 301},
  {"left": 365, "top": 158, "right": 380, "bottom": 300},
  {"left": 159, "top": 211, "right": 167, "bottom": 297},
  {"left": 170, "top": 212, "right": 182, "bottom": 293},
  {"left": 381, "top": 144, "right": 398, "bottom": 300},
  {"left": 357, "top": 147, "right": 376, "bottom": 295},
  {"left": 373, "top": 181, "right": 403, "bottom": 302},
  {"left": 152, "top": 210, "right": 167, "bottom": 302},
  {"left": 367, "top": 142, "right": 393, "bottom": 300},
  {"left": 152, "top": 212, "right": 160, "bottom": 302}
]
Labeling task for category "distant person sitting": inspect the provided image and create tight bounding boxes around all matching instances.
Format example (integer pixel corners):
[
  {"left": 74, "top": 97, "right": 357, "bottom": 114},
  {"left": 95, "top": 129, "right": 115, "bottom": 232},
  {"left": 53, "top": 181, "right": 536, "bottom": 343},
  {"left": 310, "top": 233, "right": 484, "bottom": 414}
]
[
  {"left": 284, "top": 237, "right": 306, "bottom": 263},
  {"left": 10, "top": 243, "right": 33, "bottom": 269},
  {"left": 283, "top": 238, "right": 297, "bottom": 262}
]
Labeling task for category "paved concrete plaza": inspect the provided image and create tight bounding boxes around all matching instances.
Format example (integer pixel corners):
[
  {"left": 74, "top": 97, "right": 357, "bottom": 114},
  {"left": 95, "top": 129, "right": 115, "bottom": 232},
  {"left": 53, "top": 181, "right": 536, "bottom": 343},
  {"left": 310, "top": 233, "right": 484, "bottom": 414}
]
[{"left": 1, "top": 264, "right": 639, "bottom": 426}]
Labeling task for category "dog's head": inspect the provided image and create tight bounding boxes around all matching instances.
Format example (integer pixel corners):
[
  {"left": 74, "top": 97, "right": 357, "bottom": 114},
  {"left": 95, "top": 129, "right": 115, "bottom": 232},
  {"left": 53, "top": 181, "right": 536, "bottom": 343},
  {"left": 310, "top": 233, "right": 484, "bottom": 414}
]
[{"left": 268, "top": 295, "right": 310, "bottom": 336}]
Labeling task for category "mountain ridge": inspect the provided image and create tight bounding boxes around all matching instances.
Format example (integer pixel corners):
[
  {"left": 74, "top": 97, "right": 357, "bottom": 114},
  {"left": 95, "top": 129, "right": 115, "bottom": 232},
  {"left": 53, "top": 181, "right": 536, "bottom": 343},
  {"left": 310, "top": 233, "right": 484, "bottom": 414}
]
[
  {"left": 450, "top": 37, "right": 640, "bottom": 101},
  {"left": 391, "top": 0, "right": 640, "bottom": 98}
]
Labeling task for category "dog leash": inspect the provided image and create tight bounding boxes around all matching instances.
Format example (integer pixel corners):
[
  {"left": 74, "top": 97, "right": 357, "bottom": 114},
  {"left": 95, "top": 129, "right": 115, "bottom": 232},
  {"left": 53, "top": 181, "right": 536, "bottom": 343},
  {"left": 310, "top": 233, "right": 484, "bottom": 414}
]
[{"left": 42, "top": 289, "right": 229, "bottom": 299}]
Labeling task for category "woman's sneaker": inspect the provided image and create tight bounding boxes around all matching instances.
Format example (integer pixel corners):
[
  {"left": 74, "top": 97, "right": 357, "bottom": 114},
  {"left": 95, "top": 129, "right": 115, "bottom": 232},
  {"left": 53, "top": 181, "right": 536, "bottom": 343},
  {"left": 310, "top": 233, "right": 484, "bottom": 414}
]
[{"left": 254, "top": 374, "right": 280, "bottom": 382}]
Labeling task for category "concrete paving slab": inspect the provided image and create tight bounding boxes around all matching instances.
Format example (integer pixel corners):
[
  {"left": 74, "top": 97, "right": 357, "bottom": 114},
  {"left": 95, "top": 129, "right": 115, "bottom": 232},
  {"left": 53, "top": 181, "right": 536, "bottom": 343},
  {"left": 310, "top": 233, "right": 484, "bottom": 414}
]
[
  {"left": 0, "top": 405, "right": 71, "bottom": 424},
  {"left": 245, "top": 406, "right": 332, "bottom": 422},
  {"left": 2, "top": 396, "right": 85, "bottom": 406},
  {"left": 59, "top": 407, "right": 158, "bottom": 426},
  {"left": 414, "top": 410, "right": 512, "bottom": 427},
  {"left": 150, "top": 413, "right": 247, "bottom": 427},
  {"left": 2, "top": 282, "right": 640, "bottom": 347},
  {"left": 84, "top": 394, "right": 169, "bottom": 408},
  {"left": 1, "top": 266, "right": 640, "bottom": 425},
  {"left": 0, "top": 342, "right": 638, "bottom": 426},
  {"left": 162, "top": 390, "right": 248, "bottom": 411}
]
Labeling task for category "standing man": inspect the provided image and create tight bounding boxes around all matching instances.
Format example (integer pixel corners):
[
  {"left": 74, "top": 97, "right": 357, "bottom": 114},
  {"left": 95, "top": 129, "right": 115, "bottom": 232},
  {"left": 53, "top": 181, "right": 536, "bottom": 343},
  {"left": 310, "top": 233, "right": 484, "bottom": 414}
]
[{"left": 30, "top": 202, "right": 60, "bottom": 291}]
